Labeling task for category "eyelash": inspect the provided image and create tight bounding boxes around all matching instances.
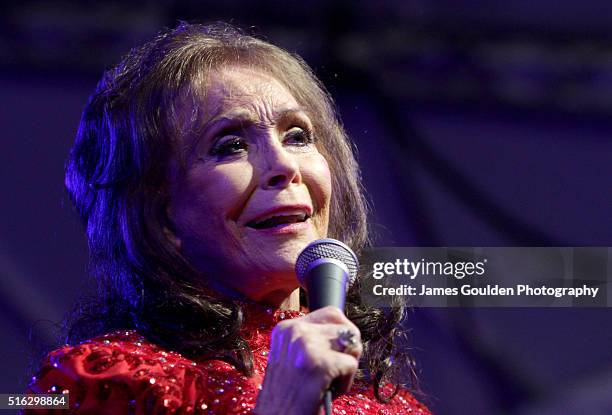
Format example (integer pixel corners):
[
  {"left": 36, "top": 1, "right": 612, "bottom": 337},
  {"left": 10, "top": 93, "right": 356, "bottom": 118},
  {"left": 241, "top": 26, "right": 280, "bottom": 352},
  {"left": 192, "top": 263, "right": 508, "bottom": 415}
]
[
  {"left": 209, "top": 136, "right": 247, "bottom": 157},
  {"left": 285, "top": 127, "right": 315, "bottom": 146},
  {"left": 208, "top": 127, "right": 315, "bottom": 158}
]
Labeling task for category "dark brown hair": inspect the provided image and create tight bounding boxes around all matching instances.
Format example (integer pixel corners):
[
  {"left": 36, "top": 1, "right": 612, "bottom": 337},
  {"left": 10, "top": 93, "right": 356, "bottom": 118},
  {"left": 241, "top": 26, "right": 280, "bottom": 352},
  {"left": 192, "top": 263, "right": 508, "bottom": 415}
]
[{"left": 65, "top": 21, "right": 414, "bottom": 400}]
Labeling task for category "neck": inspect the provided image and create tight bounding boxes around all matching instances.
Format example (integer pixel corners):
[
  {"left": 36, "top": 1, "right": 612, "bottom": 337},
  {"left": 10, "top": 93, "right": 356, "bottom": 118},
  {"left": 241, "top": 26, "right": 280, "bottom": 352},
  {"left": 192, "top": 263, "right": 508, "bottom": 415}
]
[
  {"left": 203, "top": 278, "right": 301, "bottom": 311},
  {"left": 278, "top": 288, "right": 300, "bottom": 311}
]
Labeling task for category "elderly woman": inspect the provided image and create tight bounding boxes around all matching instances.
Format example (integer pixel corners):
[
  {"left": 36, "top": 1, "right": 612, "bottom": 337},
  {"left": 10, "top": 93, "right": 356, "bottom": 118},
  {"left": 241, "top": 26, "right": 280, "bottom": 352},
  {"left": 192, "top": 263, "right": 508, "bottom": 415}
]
[{"left": 25, "top": 22, "right": 431, "bottom": 415}]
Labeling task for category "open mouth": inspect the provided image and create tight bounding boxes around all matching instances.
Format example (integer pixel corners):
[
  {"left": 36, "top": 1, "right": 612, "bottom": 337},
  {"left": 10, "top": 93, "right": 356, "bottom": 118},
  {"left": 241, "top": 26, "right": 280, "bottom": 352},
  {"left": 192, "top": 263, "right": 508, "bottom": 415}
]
[{"left": 246, "top": 213, "right": 310, "bottom": 229}]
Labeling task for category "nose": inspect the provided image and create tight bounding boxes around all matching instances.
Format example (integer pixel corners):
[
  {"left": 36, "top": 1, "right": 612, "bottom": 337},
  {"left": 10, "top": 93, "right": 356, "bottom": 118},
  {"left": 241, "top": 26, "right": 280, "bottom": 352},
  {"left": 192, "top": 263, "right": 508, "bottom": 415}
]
[{"left": 260, "top": 142, "right": 302, "bottom": 189}]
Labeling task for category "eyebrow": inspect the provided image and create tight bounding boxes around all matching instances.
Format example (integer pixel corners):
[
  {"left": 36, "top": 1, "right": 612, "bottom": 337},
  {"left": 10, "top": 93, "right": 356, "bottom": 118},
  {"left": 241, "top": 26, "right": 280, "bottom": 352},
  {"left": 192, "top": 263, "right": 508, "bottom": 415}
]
[
  {"left": 204, "top": 107, "right": 310, "bottom": 132},
  {"left": 184, "top": 107, "right": 312, "bottom": 159}
]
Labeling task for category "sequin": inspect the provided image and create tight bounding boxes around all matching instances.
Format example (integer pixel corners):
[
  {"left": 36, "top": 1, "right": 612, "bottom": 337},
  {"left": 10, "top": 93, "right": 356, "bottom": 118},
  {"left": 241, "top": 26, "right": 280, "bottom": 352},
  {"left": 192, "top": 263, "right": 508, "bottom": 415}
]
[{"left": 25, "top": 303, "right": 430, "bottom": 415}]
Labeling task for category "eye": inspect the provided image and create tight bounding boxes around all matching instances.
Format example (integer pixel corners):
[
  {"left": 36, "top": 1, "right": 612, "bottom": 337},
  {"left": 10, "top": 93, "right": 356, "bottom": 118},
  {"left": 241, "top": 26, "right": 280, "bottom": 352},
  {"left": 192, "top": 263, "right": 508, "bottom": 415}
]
[
  {"left": 209, "top": 136, "right": 248, "bottom": 158},
  {"left": 283, "top": 127, "right": 315, "bottom": 147}
]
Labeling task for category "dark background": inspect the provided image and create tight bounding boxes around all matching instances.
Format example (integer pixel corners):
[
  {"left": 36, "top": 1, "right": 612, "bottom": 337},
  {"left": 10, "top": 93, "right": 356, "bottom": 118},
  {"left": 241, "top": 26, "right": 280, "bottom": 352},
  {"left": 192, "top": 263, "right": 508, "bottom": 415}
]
[{"left": 1, "top": 1, "right": 611, "bottom": 414}]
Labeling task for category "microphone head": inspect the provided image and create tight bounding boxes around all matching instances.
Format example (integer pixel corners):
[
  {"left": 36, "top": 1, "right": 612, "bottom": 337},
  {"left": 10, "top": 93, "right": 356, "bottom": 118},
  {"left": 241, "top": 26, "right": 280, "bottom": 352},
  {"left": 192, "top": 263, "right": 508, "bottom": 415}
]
[{"left": 295, "top": 238, "right": 359, "bottom": 286}]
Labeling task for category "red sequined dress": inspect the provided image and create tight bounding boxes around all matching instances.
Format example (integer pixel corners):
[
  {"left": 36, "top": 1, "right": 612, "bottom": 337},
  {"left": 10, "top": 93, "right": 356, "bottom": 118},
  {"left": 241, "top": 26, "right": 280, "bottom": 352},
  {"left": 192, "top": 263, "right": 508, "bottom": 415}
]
[{"left": 24, "top": 306, "right": 431, "bottom": 415}]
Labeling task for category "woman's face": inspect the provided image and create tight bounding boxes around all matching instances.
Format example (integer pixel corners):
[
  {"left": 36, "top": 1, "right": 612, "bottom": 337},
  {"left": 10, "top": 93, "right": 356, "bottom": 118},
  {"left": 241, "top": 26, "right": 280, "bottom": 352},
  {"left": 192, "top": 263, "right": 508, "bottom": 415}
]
[{"left": 167, "top": 66, "right": 332, "bottom": 305}]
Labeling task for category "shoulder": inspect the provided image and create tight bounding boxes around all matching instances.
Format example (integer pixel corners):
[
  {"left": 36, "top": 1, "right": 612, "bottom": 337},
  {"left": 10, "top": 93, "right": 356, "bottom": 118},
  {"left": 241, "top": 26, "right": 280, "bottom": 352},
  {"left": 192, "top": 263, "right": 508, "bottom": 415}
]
[
  {"left": 394, "top": 387, "right": 432, "bottom": 415},
  {"left": 25, "top": 330, "right": 223, "bottom": 414},
  {"left": 335, "top": 381, "right": 432, "bottom": 415}
]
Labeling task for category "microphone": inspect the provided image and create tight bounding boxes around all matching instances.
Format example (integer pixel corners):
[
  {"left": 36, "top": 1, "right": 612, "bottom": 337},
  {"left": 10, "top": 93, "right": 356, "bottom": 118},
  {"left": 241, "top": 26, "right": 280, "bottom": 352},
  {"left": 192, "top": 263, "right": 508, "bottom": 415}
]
[
  {"left": 295, "top": 238, "right": 359, "bottom": 310},
  {"left": 295, "top": 238, "right": 359, "bottom": 415}
]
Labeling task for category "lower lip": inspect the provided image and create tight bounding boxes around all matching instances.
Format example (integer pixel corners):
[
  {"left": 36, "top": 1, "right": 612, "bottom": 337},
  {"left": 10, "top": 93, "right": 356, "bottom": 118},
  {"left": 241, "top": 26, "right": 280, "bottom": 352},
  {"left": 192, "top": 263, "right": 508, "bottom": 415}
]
[{"left": 247, "top": 219, "right": 311, "bottom": 235}]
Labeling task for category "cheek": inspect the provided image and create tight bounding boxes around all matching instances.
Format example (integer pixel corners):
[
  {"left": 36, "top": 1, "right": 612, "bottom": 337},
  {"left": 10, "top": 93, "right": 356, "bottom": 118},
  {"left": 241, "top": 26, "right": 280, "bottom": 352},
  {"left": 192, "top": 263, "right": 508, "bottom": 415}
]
[
  {"left": 302, "top": 153, "right": 332, "bottom": 218},
  {"left": 307, "top": 153, "right": 332, "bottom": 196},
  {"left": 204, "top": 165, "right": 255, "bottom": 220},
  {"left": 172, "top": 163, "right": 254, "bottom": 238},
  {"left": 318, "top": 155, "right": 332, "bottom": 183}
]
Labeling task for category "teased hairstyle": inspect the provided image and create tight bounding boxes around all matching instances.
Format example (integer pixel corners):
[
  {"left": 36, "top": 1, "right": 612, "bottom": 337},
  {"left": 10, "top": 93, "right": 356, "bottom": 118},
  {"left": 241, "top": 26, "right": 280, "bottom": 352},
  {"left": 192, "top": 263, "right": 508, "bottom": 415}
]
[{"left": 65, "top": 22, "right": 414, "bottom": 400}]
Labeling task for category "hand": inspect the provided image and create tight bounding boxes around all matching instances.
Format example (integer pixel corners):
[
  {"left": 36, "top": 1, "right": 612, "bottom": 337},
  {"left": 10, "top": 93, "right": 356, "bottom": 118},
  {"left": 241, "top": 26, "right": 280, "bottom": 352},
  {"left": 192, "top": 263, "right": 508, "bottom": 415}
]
[{"left": 254, "top": 306, "right": 362, "bottom": 415}]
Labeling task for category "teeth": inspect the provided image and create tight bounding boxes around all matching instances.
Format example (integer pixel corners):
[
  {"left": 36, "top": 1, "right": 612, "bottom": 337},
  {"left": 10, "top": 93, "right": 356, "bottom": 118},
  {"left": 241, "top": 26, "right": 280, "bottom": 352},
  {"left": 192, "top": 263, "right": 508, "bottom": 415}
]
[{"left": 248, "top": 213, "right": 309, "bottom": 229}]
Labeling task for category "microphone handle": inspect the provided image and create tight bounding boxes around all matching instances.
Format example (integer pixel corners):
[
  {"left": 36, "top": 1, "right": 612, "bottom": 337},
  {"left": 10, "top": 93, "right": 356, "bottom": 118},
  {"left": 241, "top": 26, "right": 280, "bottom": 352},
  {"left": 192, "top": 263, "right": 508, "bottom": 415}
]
[
  {"left": 304, "top": 261, "right": 349, "bottom": 415},
  {"left": 305, "top": 261, "right": 348, "bottom": 310}
]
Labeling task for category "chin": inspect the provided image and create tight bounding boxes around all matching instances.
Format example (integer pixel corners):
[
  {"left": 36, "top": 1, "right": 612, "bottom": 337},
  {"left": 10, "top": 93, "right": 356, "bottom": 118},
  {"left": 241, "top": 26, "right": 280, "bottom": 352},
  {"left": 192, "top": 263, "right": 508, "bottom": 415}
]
[{"left": 255, "top": 287, "right": 299, "bottom": 306}]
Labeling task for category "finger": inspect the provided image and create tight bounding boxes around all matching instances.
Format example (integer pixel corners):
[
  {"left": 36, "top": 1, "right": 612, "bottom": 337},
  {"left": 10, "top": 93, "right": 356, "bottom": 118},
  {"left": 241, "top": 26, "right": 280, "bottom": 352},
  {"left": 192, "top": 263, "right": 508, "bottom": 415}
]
[
  {"left": 322, "top": 351, "right": 360, "bottom": 397},
  {"left": 286, "top": 335, "right": 360, "bottom": 390},
  {"left": 329, "top": 327, "right": 363, "bottom": 361},
  {"left": 304, "top": 308, "right": 361, "bottom": 340},
  {"left": 304, "top": 306, "right": 349, "bottom": 325},
  {"left": 286, "top": 321, "right": 363, "bottom": 360},
  {"left": 268, "top": 320, "right": 291, "bottom": 365}
]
